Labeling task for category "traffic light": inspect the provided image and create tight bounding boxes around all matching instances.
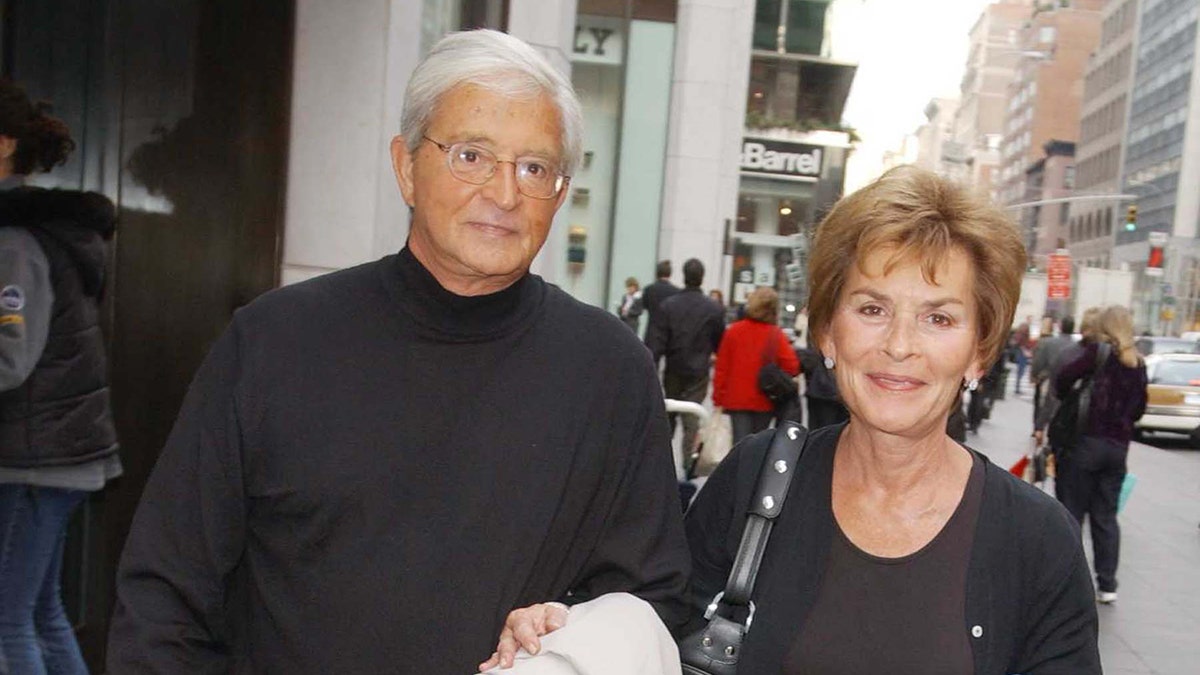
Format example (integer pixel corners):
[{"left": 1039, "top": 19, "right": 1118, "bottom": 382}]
[{"left": 1124, "top": 205, "right": 1138, "bottom": 232}]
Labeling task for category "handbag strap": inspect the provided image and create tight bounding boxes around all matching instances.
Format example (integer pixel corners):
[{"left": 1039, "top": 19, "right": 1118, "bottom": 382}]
[
  {"left": 1078, "top": 341, "right": 1112, "bottom": 423},
  {"left": 759, "top": 325, "right": 783, "bottom": 367},
  {"left": 721, "top": 422, "right": 809, "bottom": 606}
]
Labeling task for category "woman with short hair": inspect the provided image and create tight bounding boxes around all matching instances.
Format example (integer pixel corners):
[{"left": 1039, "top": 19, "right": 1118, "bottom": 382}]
[
  {"left": 685, "top": 166, "right": 1101, "bottom": 673},
  {"left": 711, "top": 286, "right": 800, "bottom": 443}
]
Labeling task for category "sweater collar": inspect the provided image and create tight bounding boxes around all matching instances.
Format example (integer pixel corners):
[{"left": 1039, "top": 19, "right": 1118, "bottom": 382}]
[{"left": 389, "top": 246, "right": 543, "bottom": 342}]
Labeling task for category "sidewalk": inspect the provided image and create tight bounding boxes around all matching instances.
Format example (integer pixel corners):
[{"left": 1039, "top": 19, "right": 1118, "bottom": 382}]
[{"left": 967, "top": 379, "right": 1200, "bottom": 675}]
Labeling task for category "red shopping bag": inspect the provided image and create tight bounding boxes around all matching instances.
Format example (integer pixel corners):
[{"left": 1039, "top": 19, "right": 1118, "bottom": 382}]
[{"left": 1009, "top": 455, "right": 1029, "bottom": 478}]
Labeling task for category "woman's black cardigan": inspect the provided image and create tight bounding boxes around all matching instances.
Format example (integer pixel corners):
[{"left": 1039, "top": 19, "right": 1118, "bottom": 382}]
[{"left": 685, "top": 424, "right": 1101, "bottom": 674}]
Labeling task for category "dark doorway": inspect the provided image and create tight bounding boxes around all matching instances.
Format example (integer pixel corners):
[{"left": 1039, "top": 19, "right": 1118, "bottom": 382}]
[{"left": 3, "top": 0, "right": 293, "bottom": 667}]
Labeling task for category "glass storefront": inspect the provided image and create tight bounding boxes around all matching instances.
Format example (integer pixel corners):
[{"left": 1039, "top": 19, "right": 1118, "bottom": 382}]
[
  {"left": 566, "top": 8, "right": 676, "bottom": 313},
  {"left": 733, "top": 134, "right": 847, "bottom": 331}
]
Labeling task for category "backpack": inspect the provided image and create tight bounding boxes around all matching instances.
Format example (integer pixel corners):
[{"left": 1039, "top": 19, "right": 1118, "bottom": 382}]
[{"left": 1048, "top": 342, "right": 1111, "bottom": 454}]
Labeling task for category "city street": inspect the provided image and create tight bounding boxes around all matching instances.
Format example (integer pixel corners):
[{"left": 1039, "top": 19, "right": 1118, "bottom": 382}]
[{"left": 968, "top": 376, "right": 1200, "bottom": 675}]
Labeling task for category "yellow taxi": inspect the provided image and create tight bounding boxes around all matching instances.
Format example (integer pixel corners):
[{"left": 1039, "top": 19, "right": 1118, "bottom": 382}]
[{"left": 1136, "top": 353, "right": 1200, "bottom": 445}]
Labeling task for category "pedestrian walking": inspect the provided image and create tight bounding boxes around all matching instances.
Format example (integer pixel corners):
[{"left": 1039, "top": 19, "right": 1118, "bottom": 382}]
[
  {"left": 1011, "top": 318, "right": 1033, "bottom": 394},
  {"left": 640, "top": 260, "right": 679, "bottom": 338},
  {"left": 0, "top": 78, "right": 120, "bottom": 675},
  {"left": 1030, "top": 315, "right": 1075, "bottom": 426},
  {"left": 1054, "top": 305, "right": 1147, "bottom": 605},
  {"left": 712, "top": 286, "right": 800, "bottom": 444},
  {"left": 108, "top": 30, "right": 689, "bottom": 674},
  {"left": 645, "top": 258, "right": 724, "bottom": 458},
  {"left": 1034, "top": 308, "right": 1097, "bottom": 446},
  {"left": 617, "top": 276, "right": 643, "bottom": 332}
]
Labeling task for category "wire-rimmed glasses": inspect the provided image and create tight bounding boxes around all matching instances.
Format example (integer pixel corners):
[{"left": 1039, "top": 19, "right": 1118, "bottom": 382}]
[{"left": 422, "top": 136, "right": 569, "bottom": 200}]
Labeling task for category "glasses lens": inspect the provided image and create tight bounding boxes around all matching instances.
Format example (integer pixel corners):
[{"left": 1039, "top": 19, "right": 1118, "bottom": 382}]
[
  {"left": 448, "top": 143, "right": 495, "bottom": 184},
  {"left": 515, "top": 159, "right": 561, "bottom": 199},
  {"left": 445, "top": 142, "right": 565, "bottom": 198}
]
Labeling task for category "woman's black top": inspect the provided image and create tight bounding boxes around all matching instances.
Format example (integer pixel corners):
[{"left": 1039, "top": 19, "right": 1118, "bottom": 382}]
[
  {"left": 783, "top": 453, "right": 983, "bottom": 674},
  {"left": 684, "top": 423, "right": 1101, "bottom": 674}
]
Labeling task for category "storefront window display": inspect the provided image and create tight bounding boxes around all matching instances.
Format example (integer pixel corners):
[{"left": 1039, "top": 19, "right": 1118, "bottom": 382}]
[{"left": 732, "top": 134, "right": 847, "bottom": 332}]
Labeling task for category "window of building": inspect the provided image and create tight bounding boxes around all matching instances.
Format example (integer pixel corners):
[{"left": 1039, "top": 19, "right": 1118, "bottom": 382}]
[
  {"left": 1039, "top": 26, "right": 1056, "bottom": 45},
  {"left": 752, "top": 0, "right": 830, "bottom": 55}
]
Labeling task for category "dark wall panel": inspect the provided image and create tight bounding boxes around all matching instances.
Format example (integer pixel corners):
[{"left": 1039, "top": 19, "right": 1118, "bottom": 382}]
[{"left": 3, "top": 0, "right": 293, "bottom": 667}]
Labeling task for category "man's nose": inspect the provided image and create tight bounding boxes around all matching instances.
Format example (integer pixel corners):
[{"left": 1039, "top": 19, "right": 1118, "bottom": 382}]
[{"left": 481, "top": 160, "right": 520, "bottom": 209}]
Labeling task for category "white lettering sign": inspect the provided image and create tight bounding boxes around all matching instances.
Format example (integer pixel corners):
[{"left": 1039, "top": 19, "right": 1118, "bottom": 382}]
[
  {"left": 740, "top": 141, "right": 823, "bottom": 177},
  {"left": 572, "top": 16, "right": 623, "bottom": 66}
]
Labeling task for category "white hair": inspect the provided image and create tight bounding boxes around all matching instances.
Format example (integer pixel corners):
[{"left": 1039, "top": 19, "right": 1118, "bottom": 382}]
[{"left": 401, "top": 29, "right": 583, "bottom": 176}]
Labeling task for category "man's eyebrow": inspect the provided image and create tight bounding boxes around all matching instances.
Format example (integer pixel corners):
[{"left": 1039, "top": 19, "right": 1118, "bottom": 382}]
[
  {"left": 441, "top": 133, "right": 559, "bottom": 159},
  {"left": 847, "top": 288, "right": 966, "bottom": 308}
]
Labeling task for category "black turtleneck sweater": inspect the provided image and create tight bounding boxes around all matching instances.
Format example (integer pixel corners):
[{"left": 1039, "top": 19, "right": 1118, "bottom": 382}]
[{"left": 108, "top": 249, "right": 691, "bottom": 673}]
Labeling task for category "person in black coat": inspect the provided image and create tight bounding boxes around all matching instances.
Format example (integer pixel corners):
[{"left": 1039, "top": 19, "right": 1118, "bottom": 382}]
[{"left": 640, "top": 259, "right": 679, "bottom": 339}]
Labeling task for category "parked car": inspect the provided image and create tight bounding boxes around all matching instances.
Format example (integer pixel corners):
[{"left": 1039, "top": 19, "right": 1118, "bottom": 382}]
[
  {"left": 1136, "top": 353, "right": 1200, "bottom": 445},
  {"left": 1134, "top": 336, "right": 1200, "bottom": 357}
]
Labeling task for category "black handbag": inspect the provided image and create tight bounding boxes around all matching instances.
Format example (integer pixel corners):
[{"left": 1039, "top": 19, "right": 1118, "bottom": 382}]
[
  {"left": 678, "top": 423, "right": 809, "bottom": 675},
  {"left": 757, "top": 328, "right": 796, "bottom": 404},
  {"left": 1048, "top": 342, "right": 1110, "bottom": 454}
]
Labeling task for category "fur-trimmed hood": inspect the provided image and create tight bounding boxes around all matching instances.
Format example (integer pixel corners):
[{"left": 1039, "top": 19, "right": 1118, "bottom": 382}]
[{"left": 0, "top": 187, "right": 116, "bottom": 297}]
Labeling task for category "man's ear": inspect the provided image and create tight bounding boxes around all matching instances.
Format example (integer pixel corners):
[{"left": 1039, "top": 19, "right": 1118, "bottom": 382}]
[
  {"left": 553, "top": 178, "right": 570, "bottom": 211},
  {"left": 391, "top": 135, "right": 416, "bottom": 207},
  {"left": 0, "top": 136, "right": 17, "bottom": 163}
]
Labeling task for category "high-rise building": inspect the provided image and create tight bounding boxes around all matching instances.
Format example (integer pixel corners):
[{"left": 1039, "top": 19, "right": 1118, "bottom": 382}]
[
  {"left": 996, "top": 0, "right": 1103, "bottom": 263},
  {"left": 1025, "top": 139, "right": 1077, "bottom": 257},
  {"left": 1112, "top": 0, "right": 1200, "bottom": 333},
  {"left": 955, "top": 0, "right": 1035, "bottom": 194},
  {"left": 1066, "top": 0, "right": 1140, "bottom": 272},
  {"left": 914, "top": 97, "right": 962, "bottom": 178}
]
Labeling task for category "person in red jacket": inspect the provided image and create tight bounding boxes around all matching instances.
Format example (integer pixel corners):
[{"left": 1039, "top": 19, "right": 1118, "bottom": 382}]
[{"left": 713, "top": 286, "right": 800, "bottom": 444}]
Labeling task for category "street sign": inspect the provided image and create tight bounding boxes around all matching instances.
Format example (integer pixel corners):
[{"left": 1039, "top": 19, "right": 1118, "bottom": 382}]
[{"left": 1047, "top": 253, "right": 1071, "bottom": 299}]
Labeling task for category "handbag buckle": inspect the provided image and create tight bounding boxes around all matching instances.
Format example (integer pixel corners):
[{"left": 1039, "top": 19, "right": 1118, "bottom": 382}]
[{"left": 702, "top": 591, "right": 757, "bottom": 630}]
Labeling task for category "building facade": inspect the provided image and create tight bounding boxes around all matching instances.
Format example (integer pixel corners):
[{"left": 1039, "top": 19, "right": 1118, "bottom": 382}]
[
  {"left": 1067, "top": 0, "right": 1140, "bottom": 271},
  {"left": 914, "top": 97, "right": 961, "bottom": 178},
  {"left": 955, "top": 0, "right": 1034, "bottom": 195},
  {"left": 1025, "top": 139, "right": 1077, "bottom": 258},
  {"left": 1112, "top": 0, "right": 1200, "bottom": 333},
  {"left": 734, "top": 0, "right": 857, "bottom": 323}
]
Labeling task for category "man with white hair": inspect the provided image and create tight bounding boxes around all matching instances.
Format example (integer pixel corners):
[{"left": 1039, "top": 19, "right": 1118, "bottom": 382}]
[{"left": 107, "top": 30, "right": 690, "bottom": 673}]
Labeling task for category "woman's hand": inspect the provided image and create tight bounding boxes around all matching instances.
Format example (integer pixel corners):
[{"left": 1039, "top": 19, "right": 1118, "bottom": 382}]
[{"left": 478, "top": 602, "right": 570, "bottom": 672}]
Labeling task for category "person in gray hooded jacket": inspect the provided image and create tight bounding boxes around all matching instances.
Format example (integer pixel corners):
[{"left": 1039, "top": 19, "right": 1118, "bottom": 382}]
[{"left": 0, "top": 78, "right": 119, "bottom": 675}]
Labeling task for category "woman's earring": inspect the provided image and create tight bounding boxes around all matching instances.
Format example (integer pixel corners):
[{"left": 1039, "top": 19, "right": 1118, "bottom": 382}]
[
  {"left": 824, "top": 356, "right": 835, "bottom": 369},
  {"left": 967, "top": 378, "right": 979, "bottom": 391}
]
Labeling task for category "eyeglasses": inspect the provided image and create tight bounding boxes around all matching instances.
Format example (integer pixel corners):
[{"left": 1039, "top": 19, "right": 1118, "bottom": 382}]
[{"left": 422, "top": 136, "right": 570, "bottom": 200}]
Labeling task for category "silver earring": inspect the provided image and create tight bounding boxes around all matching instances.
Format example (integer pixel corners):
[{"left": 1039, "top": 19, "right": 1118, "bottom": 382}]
[
  {"left": 824, "top": 356, "right": 835, "bottom": 369},
  {"left": 967, "top": 378, "right": 979, "bottom": 391}
]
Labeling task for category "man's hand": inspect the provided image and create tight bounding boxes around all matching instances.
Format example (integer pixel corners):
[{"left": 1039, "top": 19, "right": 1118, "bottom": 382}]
[{"left": 478, "top": 602, "right": 570, "bottom": 672}]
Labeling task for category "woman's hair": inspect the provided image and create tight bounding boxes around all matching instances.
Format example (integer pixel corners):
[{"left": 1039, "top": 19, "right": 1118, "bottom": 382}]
[
  {"left": 0, "top": 78, "right": 74, "bottom": 174},
  {"left": 400, "top": 29, "right": 583, "bottom": 175},
  {"left": 1079, "top": 306, "right": 1102, "bottom": 339},
  {"left": 807, "top": 165, "right": 1026, "bottom": 367},
  {"left": 624, "top": 276, "right": 638, "bottom": 289},
  {"left": 709, "top": 288, "right": 724, "bottom": 305},
  {"left": 744, "top": 287, "right": 779, "bottom": 323},
  {"left": 1099, "top": 305, "right": 1140, "bottom": 367}
]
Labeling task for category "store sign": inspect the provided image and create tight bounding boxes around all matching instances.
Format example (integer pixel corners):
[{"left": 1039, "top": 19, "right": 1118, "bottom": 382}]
[
  {"left": 1047, "top": 253, "right": 1070, "bottom": 300},
  {"left": 572, "top": 16, "right": 623, "bottom": 66},
  {"left": 1146, "top": 231, "right": 1167, "bottom": 277},
  {"left": 740, "top": 138, "right": 824, "bottom": 178}
]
